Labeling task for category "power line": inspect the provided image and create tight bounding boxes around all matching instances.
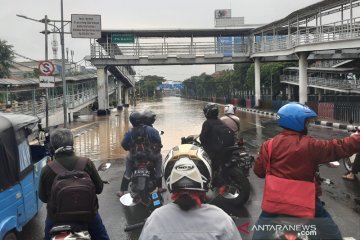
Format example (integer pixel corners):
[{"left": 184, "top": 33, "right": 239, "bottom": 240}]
[{"left": 13, "top": 52, "right": 38, "bottom": 62}]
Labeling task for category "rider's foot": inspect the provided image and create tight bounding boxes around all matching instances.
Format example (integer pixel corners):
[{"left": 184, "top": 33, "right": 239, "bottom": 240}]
[
  {"left": 116, "top": 191, "right": 126, "bottom": 197},
  {"left": 342, "top": 173, "right": 355, "bottom": 181},
  {"left": 157, "top": 188, "right": 167, "bottom": 193}
]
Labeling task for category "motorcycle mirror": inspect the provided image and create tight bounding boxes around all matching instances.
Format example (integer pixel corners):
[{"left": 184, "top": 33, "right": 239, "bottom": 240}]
[
  {"left": 120, "top": 193, "right": 137, "bottom": 207},
  {"left": 97, "top": 162, "right": 111, "bottom": 171}
]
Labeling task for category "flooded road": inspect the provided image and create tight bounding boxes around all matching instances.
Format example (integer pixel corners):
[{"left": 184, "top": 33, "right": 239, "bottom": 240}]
[
  {"left": 19, "top": 96, "right": 360, "bottom": 240},
  {"left": 71, "top": 97, "right": 270, "bottom": 161}
]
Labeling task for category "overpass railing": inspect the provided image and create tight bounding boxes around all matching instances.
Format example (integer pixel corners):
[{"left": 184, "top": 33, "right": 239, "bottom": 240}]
[
  {"left": 91, "top": 41, "right": 249, "bottom": 58},
  {"left": 281, "top": 75, "right": 360, "bottom": 91},
  {"left": 253, "top": 17, "right": 360, "bottom": 53},
  {"left": 1, "top": 79, "right": 116, "bottom": 117}
]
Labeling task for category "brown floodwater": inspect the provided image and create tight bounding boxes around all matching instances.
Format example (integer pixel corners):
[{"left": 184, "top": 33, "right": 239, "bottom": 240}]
[{"left": 71, "top": 96, "right": 271, "bottom": 162}]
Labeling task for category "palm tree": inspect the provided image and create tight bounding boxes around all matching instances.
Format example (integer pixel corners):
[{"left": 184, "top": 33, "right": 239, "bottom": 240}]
[{"left": 0, "top": 39, "right": 14, "bottom": 78}]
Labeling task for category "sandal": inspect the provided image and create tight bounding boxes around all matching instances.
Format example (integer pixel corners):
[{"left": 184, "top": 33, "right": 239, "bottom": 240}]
[{"left": 342, "top": 174, "right": 355, "bottom": 181}]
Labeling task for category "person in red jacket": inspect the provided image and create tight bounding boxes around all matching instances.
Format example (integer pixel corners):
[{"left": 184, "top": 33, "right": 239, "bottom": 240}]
[{"left": 253, "top": 102, "right": 360, "bottom": 240}]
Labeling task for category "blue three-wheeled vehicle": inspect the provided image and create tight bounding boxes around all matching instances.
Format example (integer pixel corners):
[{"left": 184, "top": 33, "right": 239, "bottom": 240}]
[{"left": 0, "top": 113, "right": 48, "bottom": 240}]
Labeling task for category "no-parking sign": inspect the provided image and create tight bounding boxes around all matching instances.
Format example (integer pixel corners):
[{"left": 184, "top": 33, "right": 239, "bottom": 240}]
[{"left": 38, "top": 61, "right": 55, "bottom": 76}]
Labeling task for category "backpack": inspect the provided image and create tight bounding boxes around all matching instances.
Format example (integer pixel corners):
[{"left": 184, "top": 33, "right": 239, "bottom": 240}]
[
  {"left": 48, "top": 158, "right": 97, "bottom": 223},
  {"left": 130, "top": 126, "right": 152, "bottom": 156},
  {"left": 211, "top": 121, "right": 235, "bottom": 152}
]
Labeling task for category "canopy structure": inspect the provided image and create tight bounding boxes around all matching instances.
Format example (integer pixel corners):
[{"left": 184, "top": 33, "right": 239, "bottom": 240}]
[{"left": 0, "top": 114, "right": 38, "bottom": 191}]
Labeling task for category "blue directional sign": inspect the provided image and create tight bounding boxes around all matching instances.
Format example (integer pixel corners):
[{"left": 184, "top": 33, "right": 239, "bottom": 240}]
[{"left": 159, "top": 84, "right": 184, "bottom": 89}]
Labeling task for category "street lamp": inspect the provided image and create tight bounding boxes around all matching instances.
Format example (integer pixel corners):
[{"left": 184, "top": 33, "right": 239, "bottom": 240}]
[
  {"left": 16, "top": 2, "right": 69, "bottom": 128},
  {"left": 16, "top": 14, "right": 50, "bottom": 128}
]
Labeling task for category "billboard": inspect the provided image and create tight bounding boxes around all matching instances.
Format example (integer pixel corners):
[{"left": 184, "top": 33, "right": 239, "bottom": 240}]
[
  {"left": 214, "top": 9, "right": 231, "bottom": 19},
  {"left": 159, "top": 84, "right": 184, "bottom": 89}
]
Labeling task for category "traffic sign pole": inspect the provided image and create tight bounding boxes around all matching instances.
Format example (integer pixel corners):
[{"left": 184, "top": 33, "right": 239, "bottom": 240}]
[{"left": 39, "top": 53, "right": 55, "bottom": 129}]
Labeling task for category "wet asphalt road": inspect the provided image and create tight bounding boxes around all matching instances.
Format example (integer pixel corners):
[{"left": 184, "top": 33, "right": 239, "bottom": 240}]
[{"left": 18, "top": 97, "right": 360, "bottom": 240}]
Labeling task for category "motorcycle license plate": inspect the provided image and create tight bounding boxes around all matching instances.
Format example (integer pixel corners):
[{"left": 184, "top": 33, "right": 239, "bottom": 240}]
[{"left": 134, "top": 169, "right": 150, "bottom": 177}]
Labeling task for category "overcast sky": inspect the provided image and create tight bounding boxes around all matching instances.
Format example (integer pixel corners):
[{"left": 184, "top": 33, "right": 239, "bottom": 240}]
[{"left": 1, "top": 0, "right": 321, "bottom": 81}]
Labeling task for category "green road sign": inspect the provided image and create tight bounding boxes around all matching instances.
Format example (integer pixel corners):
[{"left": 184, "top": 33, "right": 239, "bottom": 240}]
[{"left": 111, "top": 34, "right": 135, "bottom": 43}]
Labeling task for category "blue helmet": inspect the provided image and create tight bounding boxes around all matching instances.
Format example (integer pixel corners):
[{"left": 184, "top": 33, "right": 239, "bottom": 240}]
[{"left": 277, "top": 102, "right": 317, "bottom": 132}]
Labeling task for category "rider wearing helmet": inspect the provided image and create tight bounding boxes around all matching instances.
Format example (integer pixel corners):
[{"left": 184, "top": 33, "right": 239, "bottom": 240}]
[
  {"left": 117, "top": 111, "right": 165, "bottom": 197},
  {"left": 39, "top": 128, "right": 109, "bottom": 240},
  {"left": 141, "top": 110, "right": 165, "bottom": 192},
  {"left": 142, "top": 110, "right": 156, "bottom": 127},
  {"left": 200, "top": 103, "right": 224, "bottom": 171},
  {"left": 139, "top": 144, "right": 241, "bottom": 240},
  {"left": 253, "top": 102, "right": 360, "bottom": 240},
  {"left": 220, "top": 104, "right": 241, "bottom": 144}
]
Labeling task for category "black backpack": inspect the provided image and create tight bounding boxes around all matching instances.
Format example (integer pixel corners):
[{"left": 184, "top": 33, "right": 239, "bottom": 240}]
[
  {"left": 211, "top": 121, "right": 235, "bottom": 152},
  {"left": 48, "top": 158, "right": 97, "bottom": 223},
  {"left": 130, "top": 126, "right": 152, "bottom": 156}
]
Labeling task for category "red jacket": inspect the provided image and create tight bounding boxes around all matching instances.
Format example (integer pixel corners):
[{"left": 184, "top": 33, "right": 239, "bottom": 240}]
[{"left": 254, "top": 130, "right": 360, "bottom": 196}]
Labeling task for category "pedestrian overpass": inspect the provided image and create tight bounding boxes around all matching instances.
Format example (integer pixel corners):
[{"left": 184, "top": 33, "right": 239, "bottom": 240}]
[{"left": 90, "top": 0, "right": 360, "bottom": 111}]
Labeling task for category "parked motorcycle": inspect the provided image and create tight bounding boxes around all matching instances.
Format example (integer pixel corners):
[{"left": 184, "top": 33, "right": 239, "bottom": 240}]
[
  {"left": 181, "top": 135, "right": 253, "bottom": 206},
  {"left": 343, "top": 123, "right": 359, "bottom": 172}
]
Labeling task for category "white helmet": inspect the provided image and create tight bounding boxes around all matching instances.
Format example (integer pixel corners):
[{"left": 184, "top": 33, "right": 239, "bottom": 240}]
[
  {"left": 224, "top": 104, "right": 236, "bottom": 115},
  {"left": 163, "top": 144, "right": 212, "bottom": 192}
]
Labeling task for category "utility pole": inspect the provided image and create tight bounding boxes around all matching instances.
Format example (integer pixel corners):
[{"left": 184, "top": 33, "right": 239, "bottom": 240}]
[
  {"left": 61, "top": 0, "right": 68, "bottom": 128},
  {"left": 17, "top": 11, "right": 70, "bottom": 128},
  {"left": 44, "top": 15, "right": 49, "bottom": 129}
]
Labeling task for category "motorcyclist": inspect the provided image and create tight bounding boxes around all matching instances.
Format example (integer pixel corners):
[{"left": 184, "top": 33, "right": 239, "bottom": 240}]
[
  {"left": 200, "top": 103, "right": 233, "bottom": 172},
  {"left": 117, "top": 111, "right": 165, "bottom": 197},
  {"left": 220, "top": 104, "right": 241, "bottom": 144},
  {"left": 142, "top": 110, "right": 166, "bottom": 192},
  {"left": 39, "top": 128, "right": 109, "bottom": 240},
  {"left": 139, "top": 144, "right": 242, "bottom": 240},
  {"left": 253, "top": 102, "right": 360, "bottom": 240}
]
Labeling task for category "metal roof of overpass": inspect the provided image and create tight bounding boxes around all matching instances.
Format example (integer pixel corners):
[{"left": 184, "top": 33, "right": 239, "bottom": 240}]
[{"left": 99, "top": 25, "right": 263, "bottom": 38}]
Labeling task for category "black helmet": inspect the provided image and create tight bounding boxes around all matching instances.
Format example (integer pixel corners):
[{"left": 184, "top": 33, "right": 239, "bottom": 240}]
[
  {"left": 143, "top": 110, "right": 156, "bottom": 126},
  {"left": 203, "top": 103, "right": 219, "bottom": 119},
  {"left": 129, "top": 111, "right": 143, "bottom": 127}
]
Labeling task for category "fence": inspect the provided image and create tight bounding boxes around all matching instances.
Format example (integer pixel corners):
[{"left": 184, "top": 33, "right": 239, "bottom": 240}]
[{"left": 182, "top": 95, "right": 360, "bottom": 124}]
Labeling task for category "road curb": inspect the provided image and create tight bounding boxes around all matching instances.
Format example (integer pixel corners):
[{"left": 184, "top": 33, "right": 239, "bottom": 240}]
[{"left": 237, "top": 107, "right": 352, "bottom": 130}]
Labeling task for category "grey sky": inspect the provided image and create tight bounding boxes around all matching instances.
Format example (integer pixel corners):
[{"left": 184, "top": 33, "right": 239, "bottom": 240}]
[{"left": 1, "top": 0, "right": 320, "bottom": 81}]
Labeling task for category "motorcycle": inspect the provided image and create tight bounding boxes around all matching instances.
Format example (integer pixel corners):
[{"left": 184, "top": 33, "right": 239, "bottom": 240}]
[
  {"left": 343, "top": 124, "right": 359, "bottom": 172},
  {"left": 181, "top": 135, "right": 254, "bottom": 206},
  {"left": 120, "top": 131, "right": 165, "bottom": 209},
  {"left": 129, "top": 158, "right": 162, "bottom": 207},
  {"left": 50, "top": 162, "right": 112, "bottom": 240},
  {"left": 50, "top": 224, "right": 91, "bottom": 240}
]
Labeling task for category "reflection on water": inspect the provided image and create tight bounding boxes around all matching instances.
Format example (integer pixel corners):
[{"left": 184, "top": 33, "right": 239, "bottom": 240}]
[{"left": 72, "top": 97, "right": 270, "bottom": 161}]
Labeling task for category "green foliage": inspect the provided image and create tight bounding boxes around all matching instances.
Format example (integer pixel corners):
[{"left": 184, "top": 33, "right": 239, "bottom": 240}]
[
  {"left": 136, "top": 75, "right": 165, "bottom": 98},
  {"left": 23, "top": 68, "right": 41, "bottom": 78},
  {"left": 0, "top": 39, "right": 14, "bottom": 78},
  {"left": 182, "top": 62, "right": 294, "bottom": 99}
]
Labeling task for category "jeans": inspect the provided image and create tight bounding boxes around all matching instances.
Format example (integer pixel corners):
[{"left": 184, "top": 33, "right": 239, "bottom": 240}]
[
  {"left": 252, "top": 199, "right": 342, "bottom": 240},
  {"left": 44, "top": 212, "right": 110, "bottom": 240}
]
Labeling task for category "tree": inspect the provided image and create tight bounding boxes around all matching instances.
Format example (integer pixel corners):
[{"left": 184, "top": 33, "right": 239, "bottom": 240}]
[
  {"left": 137, "top": 75, "right": 165, "bottom": 98},
  {"left": 0, "top": 39, "right": 14, "bottom": 78}
]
